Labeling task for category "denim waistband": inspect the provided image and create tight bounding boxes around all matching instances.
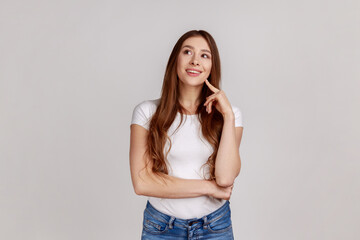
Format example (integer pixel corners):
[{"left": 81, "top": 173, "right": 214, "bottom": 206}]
[{"left": 144, "top": 200, "right": 230, "bottom": 229}]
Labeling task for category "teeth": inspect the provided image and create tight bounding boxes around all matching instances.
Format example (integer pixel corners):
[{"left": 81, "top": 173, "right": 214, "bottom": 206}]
[{"left": 187, "top": 70, "right": 200, "bottom": 73}]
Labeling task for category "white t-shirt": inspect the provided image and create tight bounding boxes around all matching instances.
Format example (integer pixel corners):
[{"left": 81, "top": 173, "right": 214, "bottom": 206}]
[{"left": 130, "top": 98, "right": 244, "bottom": 219}]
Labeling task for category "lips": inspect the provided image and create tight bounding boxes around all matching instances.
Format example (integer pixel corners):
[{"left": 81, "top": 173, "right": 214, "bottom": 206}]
[
  {"left": 186, "top": 68, "right": 202, "bottom": 74},
  {"left": 186, "top": 71, "right": 201, "bottom": 77}
]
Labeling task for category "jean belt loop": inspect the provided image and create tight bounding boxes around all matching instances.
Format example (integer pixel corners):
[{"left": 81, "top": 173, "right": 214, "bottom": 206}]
[
  {"left": 168, "top": 216, "right": 175, "bottom": 229},
  {"left": 202, "top": 216, "right": 208, "bottom": 229}
]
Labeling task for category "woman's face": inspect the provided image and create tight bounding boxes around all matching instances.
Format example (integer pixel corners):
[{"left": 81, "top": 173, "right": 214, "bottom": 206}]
[{"left": 176, "top": 36, "right": 212, "bottom": 87}]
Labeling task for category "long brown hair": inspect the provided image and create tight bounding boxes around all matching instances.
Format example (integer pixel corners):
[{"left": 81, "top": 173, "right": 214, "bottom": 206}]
[{"left": 145, "top": 30, "right": 224, "bottom": 181}]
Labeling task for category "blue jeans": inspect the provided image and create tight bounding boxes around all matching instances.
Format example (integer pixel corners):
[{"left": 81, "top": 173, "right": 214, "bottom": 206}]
[{"left": 141, "top": 200, "right": 234, "bottom": 239}]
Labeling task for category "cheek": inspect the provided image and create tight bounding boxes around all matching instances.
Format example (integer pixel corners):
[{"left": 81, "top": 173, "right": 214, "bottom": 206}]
[
  {"left": 204, "top": 63, "right": 212, "bottom": 78},
  {"left": 176, "top": 58, "right": 182, "bottom": 71},
  {"left": 205, "top": 63, "right": 212, "bottom": 73},
  {"left": 176, "top": 63, "right": 183, "bottom": 75},
  {"left": 177, "top": 58, "right": 185, "bottom": 71},
  {"left": 177, "top": 54, "right": 186, "bottom": 64}
]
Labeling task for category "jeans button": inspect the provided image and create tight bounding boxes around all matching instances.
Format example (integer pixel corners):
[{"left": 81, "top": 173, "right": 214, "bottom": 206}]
[{"left": 189, "top": 221, "right": 198, "bottom": 226}]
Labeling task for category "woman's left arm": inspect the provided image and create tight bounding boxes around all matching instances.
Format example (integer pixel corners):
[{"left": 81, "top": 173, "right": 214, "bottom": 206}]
[
  {"left": 215, "top": 113, "right": 243, "bottom": 187},
  {"left": 203, "top": 79, "right": 243, "bottom": 187}
]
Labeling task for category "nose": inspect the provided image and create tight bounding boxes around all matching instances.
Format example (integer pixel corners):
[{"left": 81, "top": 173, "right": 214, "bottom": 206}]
[{"left": 190, "top": 54, "right": 200, "bottom": 66}]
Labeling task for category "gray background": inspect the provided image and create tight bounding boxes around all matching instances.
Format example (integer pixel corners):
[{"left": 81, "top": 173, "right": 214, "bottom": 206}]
[{"left": 1, "top": 0, "right": 359, "bottom": 239}]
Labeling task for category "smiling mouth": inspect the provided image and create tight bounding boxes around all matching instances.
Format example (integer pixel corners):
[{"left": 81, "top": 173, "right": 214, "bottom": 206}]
[{"left": 186, "top": 70, "right": 201, "bottom": 74}]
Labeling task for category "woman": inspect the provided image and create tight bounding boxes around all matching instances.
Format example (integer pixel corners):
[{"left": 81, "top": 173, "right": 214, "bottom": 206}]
[{"left": 130, "top": 30, "right": 244, "bottom": 239}]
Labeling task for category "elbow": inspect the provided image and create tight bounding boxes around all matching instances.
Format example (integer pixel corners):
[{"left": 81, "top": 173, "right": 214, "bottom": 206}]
[
  {"left": 134, "top": 186, "right": 142, "bottom": 196},
  {"left": 215, "top": 157, "right": 241, "bottom": 187},
  {"left": 215, "top": 177, "right": 235, "bottom": 188},
  {"left": 131, "top": 168, "right": 155, "bottom": 196},
  {"left": 215, "top": 168, "right": 240, "bottom": 188},
  {"left": 216, "top": 170, "right": 241, "bottom": 187},
  {"left": 133, "top": 182, "right": 146, "bottom": 196}
]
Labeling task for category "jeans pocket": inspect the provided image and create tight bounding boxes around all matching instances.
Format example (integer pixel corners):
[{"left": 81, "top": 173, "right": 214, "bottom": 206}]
[
  {"left": 206, "top": 209, "right": 233, "bottom": 233},
  {"left": 143, "top": 210, "right": 169, "bottom": 234}
]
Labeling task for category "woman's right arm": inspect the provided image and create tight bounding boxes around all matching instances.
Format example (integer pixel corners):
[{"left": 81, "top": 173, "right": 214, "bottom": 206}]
[{"left": 129, "top": 124, "right": 232, "bottom": 199}]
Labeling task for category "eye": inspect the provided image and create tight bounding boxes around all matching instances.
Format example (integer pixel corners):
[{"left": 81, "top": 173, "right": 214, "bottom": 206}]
[
  {"left": 202, "top": 54, "right": 210, "bottom": 59},
  {"left": 184, "top": 49, "right": 191, "bottom": 55}
]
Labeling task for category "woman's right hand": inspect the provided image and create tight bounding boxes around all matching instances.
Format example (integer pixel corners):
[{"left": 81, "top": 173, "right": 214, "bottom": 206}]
[{"left": 208, "top": 180, "right": 233, "bottom": 200}]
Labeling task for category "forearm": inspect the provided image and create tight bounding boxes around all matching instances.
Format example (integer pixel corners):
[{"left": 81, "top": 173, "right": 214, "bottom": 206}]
[
  {"left": 215, "top": 113, "right": 241, "bottom": 187},
  {"left": 134, "top": 169, "right": 212, "bottom": 198}
]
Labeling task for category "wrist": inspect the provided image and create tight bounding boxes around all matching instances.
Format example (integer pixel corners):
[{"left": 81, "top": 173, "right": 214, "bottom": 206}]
[
  {"left": 222, "top": 111, "right": 235, "bottom": 120},
  {"left": 204, "top": 180, "right": 215, "bottom": 197}
]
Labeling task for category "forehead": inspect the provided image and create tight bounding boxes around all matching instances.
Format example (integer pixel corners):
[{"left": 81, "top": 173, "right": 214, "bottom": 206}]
[{"left": 181, "top": 36, "right": 210, "bottom": 50}]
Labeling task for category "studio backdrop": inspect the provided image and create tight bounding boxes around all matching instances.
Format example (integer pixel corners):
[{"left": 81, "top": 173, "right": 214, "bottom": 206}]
[{"left": 0, "top": 0, "right": 359, "bottom": 239}]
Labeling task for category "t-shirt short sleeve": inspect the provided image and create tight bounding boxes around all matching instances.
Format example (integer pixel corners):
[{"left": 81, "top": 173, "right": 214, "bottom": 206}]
[
  {"left": 130, "top": 99, "right": 158, "bottom": 130},
  {"left": 232, "top": 105, "right": 244, "bottom": 127}
]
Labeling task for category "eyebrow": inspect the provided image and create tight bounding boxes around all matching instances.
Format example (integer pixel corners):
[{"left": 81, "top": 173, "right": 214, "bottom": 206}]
[{"left": 182, "top": 45, "right": 212, "bottom": 54}]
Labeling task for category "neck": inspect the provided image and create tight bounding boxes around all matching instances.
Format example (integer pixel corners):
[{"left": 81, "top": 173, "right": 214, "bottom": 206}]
[{"left": 178, "top": 82, "right": 202, "bottom": 109}]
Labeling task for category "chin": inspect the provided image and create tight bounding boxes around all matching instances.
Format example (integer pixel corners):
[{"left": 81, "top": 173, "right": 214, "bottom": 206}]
[{"left": 184, "top": 79, "right": 204, "bottom": 87}]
